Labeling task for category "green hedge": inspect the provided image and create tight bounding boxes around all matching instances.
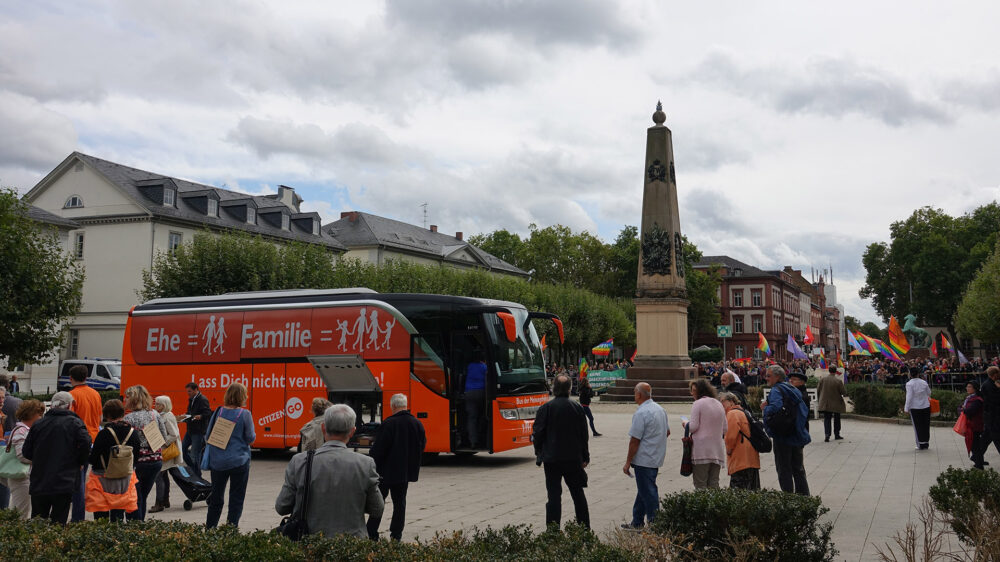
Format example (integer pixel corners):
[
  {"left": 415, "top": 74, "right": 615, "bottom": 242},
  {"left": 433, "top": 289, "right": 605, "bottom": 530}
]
[
  {"left": 928, "top": 466, "right": 1000, "bottom": 545},
  {"left": 689, "top": 348, "right": 723, "bottom": 362},
  {"left": 843, "top": 383, "right": 963, "bottom": 421},
  {"left": 648, "top": 488, "right": 836, "bottom": 561},
  {"left": 0, "top": 511, "right": 632, "bottom": 561}
]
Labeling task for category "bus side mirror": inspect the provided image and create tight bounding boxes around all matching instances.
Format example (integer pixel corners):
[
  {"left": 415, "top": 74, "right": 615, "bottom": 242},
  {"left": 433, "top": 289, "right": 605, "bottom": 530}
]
[
  {"left": 553, "top": 318, "right": 564, "bottom": 344},
  {"left": 496, "top": 312, "right": 517, "bottom": 342}
]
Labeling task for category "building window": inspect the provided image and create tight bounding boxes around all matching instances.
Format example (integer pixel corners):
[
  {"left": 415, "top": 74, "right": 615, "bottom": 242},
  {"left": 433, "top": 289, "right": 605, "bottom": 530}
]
[
  {"left": 168, "top": 232, "right": 183, "bottom": 253},
  {"left": 753, "top": 348, "right": 762, "bottom": 360},
  {"left": 773, "top": 314, "right": 781, "bottom": 333},
  {"left": 164, "top": 188, "right": 176, "bottom": 206},
  {"left": 732, "top": 290, "right": 743, "bottom": 307},
  {"left": 208, "top": 198, "right": 218, "bottom": 217},
  {"left": 69, "top": 329, "right": 79, "bottom": 358},
  {"left": 281, "top": 214, "right": 290, "bottom": 230},
  {"left": 751, "top": 290, "right": 761, "bottom": 307},
  {"left": 734, "top": 316, "right": 744, "bottom": 333},
  {"left": 74, "top": 232, "right": 84, "bottom": 259},
  {"left": 64, "top": 195, "right": 84, "bottom": 208},
  {"left": 735, "top": 345, "right": 745, "bottom": 358},
  {"left": 772, "top": 289, "right": 780, "bottom": 306},
  {"left": 752, "top": 316, "right": 763, "bottom": 333},
  {"left": 312, "top": 220, "right": 320, "bottom": 235},
  {"left": 247, "top": 207, "right": 256, "bottom": 224}
]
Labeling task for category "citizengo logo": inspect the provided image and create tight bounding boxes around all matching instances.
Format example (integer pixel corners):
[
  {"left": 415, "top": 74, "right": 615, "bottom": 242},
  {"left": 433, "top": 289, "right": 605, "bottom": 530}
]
[{"left": 285, "top": 397, "right": 304, "bottom": 419}]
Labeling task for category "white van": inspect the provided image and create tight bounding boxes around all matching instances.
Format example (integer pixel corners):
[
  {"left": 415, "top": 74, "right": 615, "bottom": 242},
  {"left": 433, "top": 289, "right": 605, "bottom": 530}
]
[{"left": 56, "top": 359, "right": 122, "bottom": 391}]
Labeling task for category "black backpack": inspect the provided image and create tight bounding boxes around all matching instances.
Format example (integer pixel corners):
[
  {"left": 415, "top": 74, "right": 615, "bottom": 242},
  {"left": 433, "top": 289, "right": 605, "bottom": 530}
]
[
  {"left": 764, "top": 384, "right": 799, "bottom": 438},
  {"left": 739, "top": 407, "right": 772, "bottom": 453}
]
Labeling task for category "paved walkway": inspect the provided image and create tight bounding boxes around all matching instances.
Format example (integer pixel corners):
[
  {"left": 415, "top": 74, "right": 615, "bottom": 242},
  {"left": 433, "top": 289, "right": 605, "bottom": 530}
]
[{"left": 146, "top": 401, "right": 988, "bottom": 561}]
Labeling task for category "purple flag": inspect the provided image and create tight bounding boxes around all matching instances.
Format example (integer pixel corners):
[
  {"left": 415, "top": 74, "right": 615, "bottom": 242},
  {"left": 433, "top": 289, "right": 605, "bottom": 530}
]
[
  {"left": 957, "top": 349, "right": 970, "bottom": 366},
  {"left": 787, "top": 334, "right": 809, "bottom": 360}
]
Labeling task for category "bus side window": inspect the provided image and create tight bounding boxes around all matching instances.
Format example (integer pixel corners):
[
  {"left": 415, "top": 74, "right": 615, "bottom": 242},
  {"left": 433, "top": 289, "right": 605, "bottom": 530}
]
[{"left": 412, "top": 336, "right": 446, "bottom": 396}]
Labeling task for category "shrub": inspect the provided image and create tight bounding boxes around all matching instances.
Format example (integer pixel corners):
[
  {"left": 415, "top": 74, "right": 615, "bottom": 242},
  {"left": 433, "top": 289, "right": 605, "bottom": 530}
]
[
  {"left": 648, "top": 488, "right": 837, "bottom": 561},
  {"left": 928, "top": 466, "right": 1000, "bottom": 545},
  {"left": 845, "top": 384, "right": 905, "bottom": 418},
  {"left": 930, "top": 389, "right": 963, "bottom": 422},
  {"left": 0, "top": 511, "right": 633, "bottom": 561},
  {"left": 690, "top": 347, "right": 723, "bottom": 362}
]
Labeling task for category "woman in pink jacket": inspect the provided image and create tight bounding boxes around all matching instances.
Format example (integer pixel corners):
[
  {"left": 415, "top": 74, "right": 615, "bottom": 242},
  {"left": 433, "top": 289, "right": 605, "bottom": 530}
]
[{"left": 683, "top": 379, "right": 727, "bottom": 489}]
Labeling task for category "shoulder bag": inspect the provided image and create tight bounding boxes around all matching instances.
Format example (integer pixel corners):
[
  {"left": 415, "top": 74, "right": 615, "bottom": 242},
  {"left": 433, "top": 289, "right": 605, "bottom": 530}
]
[
  {"left": 680, "top": 425, "right": 693, "bottom": 477},
  {"left": 278, "top": 450, "right": 315, "bottom": 540},
  {"left": 0, "top": 426, "right": 30, "bottom": 480}
]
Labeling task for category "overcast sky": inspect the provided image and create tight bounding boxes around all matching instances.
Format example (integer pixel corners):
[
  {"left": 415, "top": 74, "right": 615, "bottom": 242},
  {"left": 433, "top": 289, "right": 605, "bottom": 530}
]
[{"left": 4, "top": 1, "right": 1000, "bottom": 325}]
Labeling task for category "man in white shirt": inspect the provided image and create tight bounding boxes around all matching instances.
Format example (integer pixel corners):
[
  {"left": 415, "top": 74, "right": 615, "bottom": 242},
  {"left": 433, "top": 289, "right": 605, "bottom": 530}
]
[
  {"left": 622, "top": 382, "right": 669, "bottom": 529},
  {"left": 904, "top": 368, "right": 932, "bottom": 450}
]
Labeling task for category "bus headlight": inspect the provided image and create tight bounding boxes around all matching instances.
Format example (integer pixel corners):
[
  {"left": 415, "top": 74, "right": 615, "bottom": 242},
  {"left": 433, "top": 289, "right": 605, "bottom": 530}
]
[{"left": 500, "top": 408, "right": 518, "bottom": 420}]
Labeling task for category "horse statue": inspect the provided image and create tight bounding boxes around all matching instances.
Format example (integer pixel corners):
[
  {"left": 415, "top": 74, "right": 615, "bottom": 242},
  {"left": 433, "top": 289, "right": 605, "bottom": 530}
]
[{"left": 902, "top": 314, "right": 931, "bottom": 348}]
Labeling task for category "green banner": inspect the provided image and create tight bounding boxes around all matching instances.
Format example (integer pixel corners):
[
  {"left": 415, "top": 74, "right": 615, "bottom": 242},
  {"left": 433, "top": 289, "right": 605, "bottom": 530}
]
[{"left": 587, "top": 368, "right": 627, "bottom": 391}]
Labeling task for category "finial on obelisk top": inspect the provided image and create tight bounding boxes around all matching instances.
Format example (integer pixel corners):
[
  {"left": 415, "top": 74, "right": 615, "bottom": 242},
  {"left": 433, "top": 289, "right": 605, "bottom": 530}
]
[{"left": 652, "top": 100, "right": 666, "bottom": 126}]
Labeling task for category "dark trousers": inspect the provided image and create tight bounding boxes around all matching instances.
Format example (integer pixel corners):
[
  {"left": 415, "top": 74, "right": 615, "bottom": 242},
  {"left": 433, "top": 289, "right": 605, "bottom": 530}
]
[
  {"left": 582, "top": 406, "right": 598, "bottom": 435},
  {"left": 127, "top": 461, "right": 162, "bottom": 521},
  {"left": 773, "top": 442, "right": 809, "bottom": 495},
  {"left": 822, "top": 412, "right": 842, "bottom": 438},
  {"left": 71, "top": 465, "right": 88, "bottom": 521},
  {"left": 981, "top": 427, "right": 1000, "bottom": 458},
  {"left": 970, "top": 431, "right": 986, "bottom": 468},
  {"left": 729, "top": 467, "right": 761, "bottom": 490},
  {"left": 543, "top": 461, "right": 589, "bottom": 528},
  {"left": 94, "top": 510, "right": 126, "bottom": 522},
  {"left": 910, "top": 407, "right": 931, "bottom": 447},
  {"left": 155, "top": 470, "right": 171, "bottom": 505},
  {"left": 183, "top": 431, "right": 206, "bottom": 478},
  {"left": 367, "top": 481, "right": 409, "bottom": 540},
  {"left": 206, "top": 461, "right": 250, "bottom": 528},
  {"left": 31, "top": 493, "right": 73, "bottom": 524},
  {"left": 464, "top": 389, "right": 485, "bottom": 448},
  {"left": 631, "top": 465, "right": 658, "bottom": 527}
]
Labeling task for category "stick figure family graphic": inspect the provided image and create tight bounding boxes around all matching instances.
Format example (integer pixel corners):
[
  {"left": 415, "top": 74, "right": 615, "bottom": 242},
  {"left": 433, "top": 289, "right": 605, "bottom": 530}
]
[
  {"left": 338, "top": 308, "right": 396, "bottom": 352},
  {"left": 201, "top": 316, "right": 227, "bottom": 355}
]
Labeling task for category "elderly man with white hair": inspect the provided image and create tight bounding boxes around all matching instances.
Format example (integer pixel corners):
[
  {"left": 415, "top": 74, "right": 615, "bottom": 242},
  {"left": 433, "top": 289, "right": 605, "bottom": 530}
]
[
  {"left": 21, "top": 391, "right": 92, "bottom": 523},
  {"left": 367, "top": 393, "right": 426, "bottom": 541},
  {"left": 276, "top": 404, "right": 384, "bottom": 538}
]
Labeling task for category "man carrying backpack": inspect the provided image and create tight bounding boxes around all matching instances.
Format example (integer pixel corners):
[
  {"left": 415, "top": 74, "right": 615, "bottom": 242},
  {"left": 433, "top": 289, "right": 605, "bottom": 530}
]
[{"left": 762, "top": 365, "right": 811, "bottom": 496}]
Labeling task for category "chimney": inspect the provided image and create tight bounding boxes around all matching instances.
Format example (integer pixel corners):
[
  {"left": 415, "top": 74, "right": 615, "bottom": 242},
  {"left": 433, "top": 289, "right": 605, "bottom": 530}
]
[
  {"left": 430, "top": 225, "right": 437, "bottom": 233},
  {"left": 277, "top": 185, "right": 301, "bottom": 211},
  {"left": 455, "top": 231, "right": 463, "bottom": 241},
  {"left": 340, "top": 211, "right": 358, "bottom": 222}
]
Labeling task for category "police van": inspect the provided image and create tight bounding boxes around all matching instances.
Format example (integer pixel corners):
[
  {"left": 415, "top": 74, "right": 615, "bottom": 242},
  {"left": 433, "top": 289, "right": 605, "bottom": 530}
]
[{"left": 56, "top": 359, "right": 122, "bottom": 391}]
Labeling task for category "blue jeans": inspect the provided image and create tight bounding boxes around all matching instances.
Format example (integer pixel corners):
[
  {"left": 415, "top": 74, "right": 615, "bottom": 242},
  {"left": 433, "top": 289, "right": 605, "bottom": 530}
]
[
  {"left": 71, "top": 465, "right": 88, "bottom": 521},
  {"left": 127, "top": 461, "right": 163, "bottom": 521},
  {"left": 206, "top": 462, "right": 250, "bottom": 528},
  {"left": 183, "top": 431, "right": 206, "bottom": 478},
  {"left": 631, "top": 465, "right": 659, "bottom": 527}
]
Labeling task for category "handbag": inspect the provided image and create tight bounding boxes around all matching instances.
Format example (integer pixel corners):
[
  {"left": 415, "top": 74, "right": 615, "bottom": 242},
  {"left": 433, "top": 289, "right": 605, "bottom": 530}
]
[
  {"left": 102, "top": 427, "right": 135, "bottom": 479},
  {"left": 680, "top": 425, "right": 693, "bottom": 477},
  {"left": 162, "top": 441, "right": 181, "bottom": 461},
  {"left": 277, "top": 450, "right": 315, "bottom": 540},
  {"left": 0, "top": 427, "right": 30, "bottom": 480},
  {"left": 953, "top": 412, "right": 969, "bottom": 436},
  {"left": 200, "top": 407, "right": 221, "bottom": 472}
]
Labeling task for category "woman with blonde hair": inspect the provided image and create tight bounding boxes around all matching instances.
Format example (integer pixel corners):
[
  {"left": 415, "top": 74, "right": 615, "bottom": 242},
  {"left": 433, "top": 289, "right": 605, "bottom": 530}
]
[
  {"left": 123, "top": 384, "right": 167, "bottom": 520},
  {"left": 150, "top": 395, "right": 182, "bottom": 513},
  {"left": 202, "top": 382, "right": 255, "bottom": 528}
]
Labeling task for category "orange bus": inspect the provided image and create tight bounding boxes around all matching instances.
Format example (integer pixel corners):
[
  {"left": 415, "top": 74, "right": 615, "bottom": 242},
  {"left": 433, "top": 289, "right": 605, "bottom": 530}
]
[{"left": 120, "top": 288, "right": 563, "bottom": 454}]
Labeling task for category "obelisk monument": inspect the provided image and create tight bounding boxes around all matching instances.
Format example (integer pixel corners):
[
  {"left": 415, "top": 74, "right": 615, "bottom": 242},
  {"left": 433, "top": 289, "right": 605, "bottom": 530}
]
[{"left": 628, "top": 102, "right": 696, "bottom": 391}]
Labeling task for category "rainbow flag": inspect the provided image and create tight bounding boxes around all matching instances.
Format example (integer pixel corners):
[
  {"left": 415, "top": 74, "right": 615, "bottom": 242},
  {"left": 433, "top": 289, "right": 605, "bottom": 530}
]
[
  {"left": 855, "top": 332, "right": 873, "bottom": 352},
  {"left": 847, "top": 330, "right": 864, "bottom": 353},
  {"left": 818, "top": 351, "right": 827, "bottom": 369},
  {"left": 578, "top": 358, "right": 589, "bottom": 380},
  {"left": 940, "top": 334, "right": 954, "bottom": 351},
  {"left": 837, "top": 351, "right": 845, "bottom": 369},
  {"left": 591, "top": 338, "right": 614, "bottom": 356},
  {"left": 756, "top": 332, "right": 771, "bottom": 356},
  {"left": 888, "top": 316, "right": 910, "bottom": 355}
]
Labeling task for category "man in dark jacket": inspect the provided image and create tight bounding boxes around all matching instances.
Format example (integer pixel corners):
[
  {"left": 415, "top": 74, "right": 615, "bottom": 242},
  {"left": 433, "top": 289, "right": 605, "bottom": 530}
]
[
  {"left": 366, "top": 393, "right": 426, "bottom": 541},
  {"left": 182, "top": 382, "right": 213, "bottom": 477},
  {"left": 763, "top": 366, "right": 811, "bottom": 496},
  {"left": 532, "top": 374, "right": 590, "bottom": 528},
  {"left": 980, "top": 366, "right": 1000, "bottom": 459},
  {"left": 21, "top": 391, "right": 92, "bottom": 523}
]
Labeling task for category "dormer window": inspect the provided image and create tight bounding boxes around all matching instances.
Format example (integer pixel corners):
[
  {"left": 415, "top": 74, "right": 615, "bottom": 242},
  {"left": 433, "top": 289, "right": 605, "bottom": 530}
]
[
  {"left": 64, "top": 195, "right": 84, "bottom": 208},
  {"left": 247, "top": 207, "right": 256, "bottom": 224},
  {"left": 281, "top": 214, "right": 289, "bottom": 230},
  {"left": 312, "top": 220, "right": 319, "bottom": 235},
  {"left": 208, "top": 198, "right": 218, "bottom": 217},
  {"left": 163, "top": 188, "right": 176, "bottom": 206}
]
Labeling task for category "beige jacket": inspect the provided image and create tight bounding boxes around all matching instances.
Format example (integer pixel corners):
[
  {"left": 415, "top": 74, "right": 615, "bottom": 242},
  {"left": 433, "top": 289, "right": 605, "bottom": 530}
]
[{"left": 816, "top": 375, "right": 848, "bottom": 413}]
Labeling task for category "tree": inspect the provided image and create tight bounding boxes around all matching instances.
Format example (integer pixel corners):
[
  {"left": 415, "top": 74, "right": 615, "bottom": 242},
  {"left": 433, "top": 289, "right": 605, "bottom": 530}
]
[
  {"left": 686, "top": 266, "right": 722, "bottom": 344},
  {"left": 845, "top": 315, "right": 862, "bottom": 335},
  {"left": 955, "top": 239, "right": 1000, "bottom": 345},
  {"left": 859, "top": 203, "right": 1000, "bottom": 344},
  {"left": 139, "top": 230, "right": 339, "bottom": 300},
  {"left": 0, "top": 188, "right": 84, "bottom": 366},
  {"left": 466, "top": 229, "right": 525, "bottom": 269}
]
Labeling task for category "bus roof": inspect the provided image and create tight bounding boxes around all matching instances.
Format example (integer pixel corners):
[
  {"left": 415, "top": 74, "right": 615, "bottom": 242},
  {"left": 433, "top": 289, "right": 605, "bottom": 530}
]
[{"left": 134, "top": 289, "right": 526, "bottom": 314}]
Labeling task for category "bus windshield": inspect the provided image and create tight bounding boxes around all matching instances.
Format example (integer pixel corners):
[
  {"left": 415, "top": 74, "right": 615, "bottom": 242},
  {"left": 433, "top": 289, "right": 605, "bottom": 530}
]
[{"left": 486, "top": 308, "right": 546, "bottom": 395}]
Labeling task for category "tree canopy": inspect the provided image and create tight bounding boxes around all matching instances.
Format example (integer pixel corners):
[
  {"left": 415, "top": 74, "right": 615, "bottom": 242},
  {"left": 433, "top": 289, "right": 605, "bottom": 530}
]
[
  {"left": 859, "top": 203, "right": 1000, "bottom": 342},
  {"left": 0, "top": 188, "right": 84, "bottom": 366},
  {"left": 954, "top": 239, "right": 1000, "bottom": 345}
]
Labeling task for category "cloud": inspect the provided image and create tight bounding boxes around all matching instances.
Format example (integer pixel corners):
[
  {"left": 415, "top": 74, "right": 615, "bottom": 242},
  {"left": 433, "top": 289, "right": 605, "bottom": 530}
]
[
  {"left": 228, "top": 118, "right": 406, "bottom": 167},
  {"left": 942, "top": 73, "right": 1000, "bottom": 112},
  {"left": 686, "top": 51, "right": 950, "bottom": 127},
  {"left": 0, "top": 93, "right": 77, "bottom": 170}
]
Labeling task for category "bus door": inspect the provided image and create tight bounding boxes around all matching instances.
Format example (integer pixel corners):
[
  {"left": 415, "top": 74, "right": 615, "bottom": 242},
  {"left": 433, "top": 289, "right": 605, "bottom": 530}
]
[
  {"left": 450, "top": 331, "right": 490, "bottom": 452},
  {"left": 250, "top": 363, "right": 285, "bottom": 449},
  {"left": 410, "top": 335, "right": 450, "bottom": 453}
]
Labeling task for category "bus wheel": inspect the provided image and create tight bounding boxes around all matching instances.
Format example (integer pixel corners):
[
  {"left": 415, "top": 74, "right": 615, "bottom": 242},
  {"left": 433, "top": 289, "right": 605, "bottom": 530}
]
[{"left": 420, "top": 452, "right": 440, "bottom": 465}]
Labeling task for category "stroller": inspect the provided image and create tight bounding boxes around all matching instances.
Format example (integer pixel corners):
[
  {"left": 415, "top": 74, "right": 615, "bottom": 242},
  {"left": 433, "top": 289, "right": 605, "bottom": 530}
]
[{"left": 169, "top": 465, "right": 212, "bottom": 510}]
